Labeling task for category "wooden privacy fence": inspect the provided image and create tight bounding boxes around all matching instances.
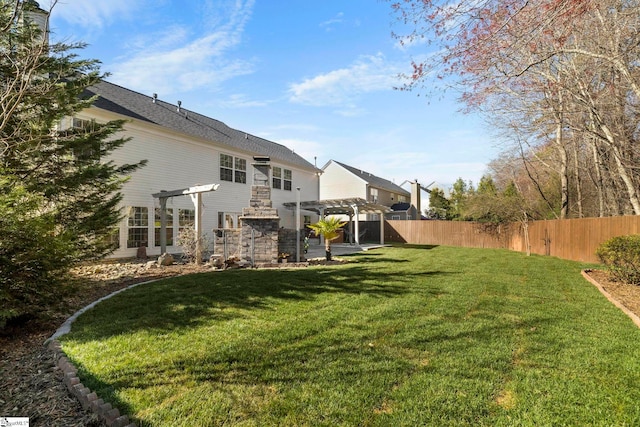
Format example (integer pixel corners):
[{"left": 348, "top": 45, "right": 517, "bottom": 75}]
[{"left": 382, "top": 216, "right": 640, "bottom": 264}]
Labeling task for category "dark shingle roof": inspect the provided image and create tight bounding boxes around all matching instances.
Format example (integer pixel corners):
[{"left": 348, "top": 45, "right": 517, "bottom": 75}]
[
  {"left": 390, "top": 202, "right": 411, "bottom": 212},
  {"left": 332, "top": 160, "right": 410, "bottom": 196},
  {"left": 84, "top": 80, "right": 317, "bottom": 171}
]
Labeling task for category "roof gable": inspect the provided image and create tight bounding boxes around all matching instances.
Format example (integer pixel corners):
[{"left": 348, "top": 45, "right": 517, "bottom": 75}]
[
  {"left": 330, "top": 160, "right": 410, "bottom": 196},
  {"left": 84, "top": 80, "right": 317, "bottom": 171}
]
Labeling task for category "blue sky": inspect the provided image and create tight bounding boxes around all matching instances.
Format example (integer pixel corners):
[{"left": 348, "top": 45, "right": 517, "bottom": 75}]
[{"left": 49, "top": 0, "right": 498, "bottom": 190}]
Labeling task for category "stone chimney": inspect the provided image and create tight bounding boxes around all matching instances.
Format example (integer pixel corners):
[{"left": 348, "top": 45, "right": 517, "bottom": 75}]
[
  {"left": 238, "top": 156, "right": 280, "bottom": 265},
  {"left": 22, "top": 1, "right": 49, "bottom": 46},
  {"left": 410, "top": 180, "right": 421, "bottom": 220}
]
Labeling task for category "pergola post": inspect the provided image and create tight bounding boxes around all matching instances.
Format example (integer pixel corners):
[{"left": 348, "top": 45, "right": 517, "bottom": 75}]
[
  {"left": 190, "top": 192, "right": 204, "bottom": 265},
  {"left": 152, "top": 183, "right": 219, "bottom": 263},
  {"left": 379, "top": 210, "right": 385, "bottom": 245},
  {"left": 352, "top": 204, "right": 360, "bottom": 246},
  {"left": 319, "top": 207, "right": 325, "bottom": 246},
  {"left": 159, "top": 197, "right": 168, "bottom": 254},
  {"left": 348, "top": 211, "right": 354, "bottom": 245}
]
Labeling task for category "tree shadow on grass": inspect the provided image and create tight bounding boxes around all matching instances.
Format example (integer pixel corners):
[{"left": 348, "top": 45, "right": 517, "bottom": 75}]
[{"left": 63, "top": 264, "right": 455, "bottom": 341}]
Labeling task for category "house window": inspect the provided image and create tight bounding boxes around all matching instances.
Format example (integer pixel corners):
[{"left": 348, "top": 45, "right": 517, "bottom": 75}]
[
  {"left": 72, "top": 118, "right": 100, "bottom": 163},
  {"left": 398, "top": 195, "right": 408, "bottom": 203},
  {"left": 235, "top": 158, "right": 247, "bottom": 183},
  {"left": 217, "top": 211, "right": 240, "bottom": 228},
  {"left": 220, "top": 154, "right": 233, "bottom": 182},
  {"left": 370, "top": 188, "right": 378, "bottom": 203},
  {"left": 179, "top": 209, "right": 195, "bottom": 231},
  {"left": 220, "top": 154, "right": 247, "bottom": 183},
  {"left": 283, "top": 169, "right": 292, "bottom": 191},
  {"left": 104, "top": 227, "right": 120, "bottom": 250},
  {"left": 392, "top": 215, "right": 401, "bottom": 220},
  {"left": 154, "top": 208, "right": 173, "bottom": 247},
  {"left": 272, "top": 166, "right": 292, "bottom": 191},
  {"left": 272, "top": 167, "right": 282, "bottom": 189},
  {"left": 127, "top": 207, "right": 148, "bottom": 248}
]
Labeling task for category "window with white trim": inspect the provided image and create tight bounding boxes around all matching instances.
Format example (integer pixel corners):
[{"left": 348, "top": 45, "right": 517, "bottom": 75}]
[
  {"left": 370, "top": 188, "right": 378, "bottom": 203},
  {"left": 272, "top": 166, "right": 292, "bottom": 191},
  {"left": 283, "top": 169, "right": 292, "bottom": 191},
  {"left": 127, "top": 207, "right": 148, "bottom": 248},
  {"left": 72, "top": 118, "right": 100, "bottom": 163},
  {"left": 179, "top": 209, "right": 195, "bottom": 232},
  {"left": 217, "top": 211, "right": 240, "bottom": 228},
  {"left": 220, "top": 154, "right": 247, "bottom": 183},
  {"left": 272, "top": 166, "right": 282, "bottom": 189},
  {"left": 154, "top": 208, "right": 173, "bottom": 247}
]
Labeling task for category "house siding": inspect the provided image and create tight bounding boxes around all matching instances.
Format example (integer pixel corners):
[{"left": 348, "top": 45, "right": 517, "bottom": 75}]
[
  {"left": 81, "top": 106, "right": 319, "bottom": 259},
  {"left": 320, "top": 160, "right": 410, "bottom": 221},
  {"left": 320, "top": 161, "right": 367, "bottom": 200}
]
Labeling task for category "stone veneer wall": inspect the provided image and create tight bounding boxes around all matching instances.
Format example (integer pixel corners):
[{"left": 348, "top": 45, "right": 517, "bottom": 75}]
[
  {"left": 212, "top": 228, "right": 305, "bottom": 263},
  {"left": 278, "top": 228, "right": 306, "bottom": 260},
  {"left": 238, "top": 183, "right": 280, "bottom": 265}
]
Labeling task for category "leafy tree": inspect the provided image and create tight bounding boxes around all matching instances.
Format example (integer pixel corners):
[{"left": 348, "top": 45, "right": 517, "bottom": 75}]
[
  {"left": 449, "top": 177, "right": 472, "bottom": 220},
  {"left": 307, "top": 217, "right": 347, "bottom": 261},
  {"left": 391, "top": 0, "right": 640, "bottom": 217},
  {"left": 425, "top": 187, "right": 451, "bottom": 220},
  {"left": 0, "top": 1, "right": 145, "bottom": 327}
]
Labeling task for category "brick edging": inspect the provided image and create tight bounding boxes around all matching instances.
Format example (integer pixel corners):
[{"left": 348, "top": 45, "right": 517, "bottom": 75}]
[
  {"left": 582, "top": 269, "right": 640, "bottom": 329},
  {"left": 46, "top": 339, "right": 136, "bottom": 427},
  {"left": 43, "top": 280, "right": 161, "bottom": 427}
]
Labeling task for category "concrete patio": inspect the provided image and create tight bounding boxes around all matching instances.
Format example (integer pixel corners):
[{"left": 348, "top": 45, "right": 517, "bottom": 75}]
[{"left": 302, "top": 243, "right": 389, "bottom": 260}]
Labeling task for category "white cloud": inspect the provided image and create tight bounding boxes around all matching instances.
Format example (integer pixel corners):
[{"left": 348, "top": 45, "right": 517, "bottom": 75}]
[
  {"left": 218, "top": 94, "right": 271, "bottom": 108},
  {"left": 319, "top": 12, "right": 344, "bottom": 31},
  {"left": 103, "top": 0, "right": 255, "bottom": 96},
  {"left": 287, "top": 53, "right": 400, "bottom": 108},
  {"left": 51, "top": 0, "right": 141, "bottom": 29}
]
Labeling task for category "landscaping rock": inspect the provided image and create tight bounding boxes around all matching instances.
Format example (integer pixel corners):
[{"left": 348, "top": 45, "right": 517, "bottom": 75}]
[{"left": 158, "top": 253, "right": 174, "bottom": 266}]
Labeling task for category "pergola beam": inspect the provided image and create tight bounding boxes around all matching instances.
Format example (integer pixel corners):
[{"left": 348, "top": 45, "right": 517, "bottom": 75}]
[
  {"left": 283, "top": 197, "right": 390, "bottom": 245},
  {"left": 152, "top": 183, "right": 220, "bottom": 263}
]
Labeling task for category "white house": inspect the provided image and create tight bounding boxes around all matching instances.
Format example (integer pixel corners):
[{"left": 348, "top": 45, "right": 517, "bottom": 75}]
[
  {"left": 72, "top": 81, "right": 320, "bottom": 258},
  {"left": 319, "top": 160, "right": 412, "bottom": 220}
]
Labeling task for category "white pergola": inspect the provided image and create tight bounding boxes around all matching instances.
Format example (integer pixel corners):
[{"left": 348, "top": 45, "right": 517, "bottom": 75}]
[
  {"left": 152, "top": 183, "right": 219, "bottom": 263},
  {"left": 283, "top": 197, "right": 391, "bottom": 246}
]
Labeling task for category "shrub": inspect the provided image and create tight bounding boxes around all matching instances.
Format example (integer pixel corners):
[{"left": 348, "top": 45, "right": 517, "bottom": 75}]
[
  {"left": 596, "top": 235, "right": 640, "bottom": 285},
  {"left": 176, "top": 226, "right": 210, "bottom": 263}
]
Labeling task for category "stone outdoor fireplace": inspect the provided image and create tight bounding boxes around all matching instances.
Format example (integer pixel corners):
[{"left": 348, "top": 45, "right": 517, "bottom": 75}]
[{"left": 237, "top": 156, "right": 280, "bottom": 265}]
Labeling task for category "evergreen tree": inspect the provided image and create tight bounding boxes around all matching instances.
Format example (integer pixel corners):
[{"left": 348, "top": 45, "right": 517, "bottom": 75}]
[
  {"left": 0, "top": 1, "right": 145, "bottom": 327},
  {"left": 449, "top": 177, "right": 472, "bottom": 220},
  {"left": 426, "top": 187, "right": 451, "bottom": 220}
]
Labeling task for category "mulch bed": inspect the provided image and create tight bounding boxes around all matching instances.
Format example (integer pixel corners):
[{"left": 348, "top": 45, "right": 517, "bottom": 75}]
[{"left": 1, "top": 262, "right": 639, "bottom": 426}]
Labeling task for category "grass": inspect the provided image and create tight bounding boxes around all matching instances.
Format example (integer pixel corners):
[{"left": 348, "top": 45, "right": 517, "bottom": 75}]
[{"left": 61, "top": 246, "right": 640, "bottom": 426}]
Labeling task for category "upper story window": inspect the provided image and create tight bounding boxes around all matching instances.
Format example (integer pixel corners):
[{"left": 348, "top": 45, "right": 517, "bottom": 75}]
[
  {"left": 283, "top": 169, "right": 292, "bottom": 191},
  {"left": 272, "top": 167, "right": 282, "bottom": 189},
  {"left": 220, "top": 154, "right": 247, "bottom": 184},
  {"left": 370, "top": 188, "right": 378, "bottom": 203},
  {"left": 72, "top": 118, "right": 100, "bottom": 163},
  {"left": 398, "top": 194, "right": 408, "bottom": 203},
  {"left": 273, "top": 166, "right": 292, "bottom": 191},
  {"left": 73, "top": 117, "right": 96, "bottom": 131}
]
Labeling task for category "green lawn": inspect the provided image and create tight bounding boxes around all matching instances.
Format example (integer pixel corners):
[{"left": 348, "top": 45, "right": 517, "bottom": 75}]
[{"left": 61, "top": 246, "right": 640, "bottom": 426}]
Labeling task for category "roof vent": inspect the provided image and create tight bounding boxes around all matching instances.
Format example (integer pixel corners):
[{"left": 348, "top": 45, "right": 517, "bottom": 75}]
[
  {"left": 245, "top": 133, "right": 248, "bottom": 139},
  {"left": 152, "top": 93, "right": 157, "bottom": 103},
  {"left": 177, "top": 100, "right": 182, "bottom": 113}
]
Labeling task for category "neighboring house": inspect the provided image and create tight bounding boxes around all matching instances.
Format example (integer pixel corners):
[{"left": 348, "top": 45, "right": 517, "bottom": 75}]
[
  {"left": 71, "top": 81, "right": 319, "bottom": 258},
  {"left": 319, "top": 160, "right": 411, "bottom": 220},
  {"left": 399, "top": 179, "right": 435, "bottom": 220}
]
